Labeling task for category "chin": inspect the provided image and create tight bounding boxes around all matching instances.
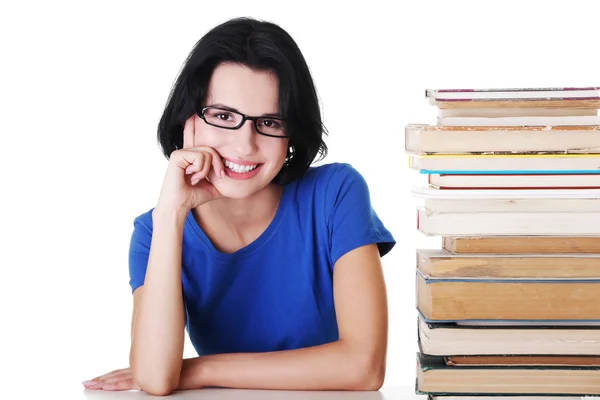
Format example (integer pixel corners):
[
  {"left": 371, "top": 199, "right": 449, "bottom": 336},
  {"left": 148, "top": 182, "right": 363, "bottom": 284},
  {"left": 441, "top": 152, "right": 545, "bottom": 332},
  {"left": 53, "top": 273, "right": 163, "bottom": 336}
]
[
  {"left": 211, "top": 179, "right": 265, "bottom": 200},
  {"left": 211, "top": 164, "right": 282, "bottom": 199}
]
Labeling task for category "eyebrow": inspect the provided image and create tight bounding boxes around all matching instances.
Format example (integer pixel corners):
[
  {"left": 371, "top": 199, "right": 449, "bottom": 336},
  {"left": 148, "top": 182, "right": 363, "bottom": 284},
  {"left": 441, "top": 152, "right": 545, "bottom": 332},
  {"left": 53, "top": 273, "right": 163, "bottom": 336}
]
[{"left": 209, "top": 103, "right": 282, "bottom": 119}]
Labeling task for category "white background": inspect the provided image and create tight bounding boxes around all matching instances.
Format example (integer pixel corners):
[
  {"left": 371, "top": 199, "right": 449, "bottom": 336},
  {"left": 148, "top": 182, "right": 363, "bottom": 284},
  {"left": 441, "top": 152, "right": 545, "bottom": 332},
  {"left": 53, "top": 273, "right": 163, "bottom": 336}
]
[{"left": 1, "top": 0, "right": 599, "bottom": 395}]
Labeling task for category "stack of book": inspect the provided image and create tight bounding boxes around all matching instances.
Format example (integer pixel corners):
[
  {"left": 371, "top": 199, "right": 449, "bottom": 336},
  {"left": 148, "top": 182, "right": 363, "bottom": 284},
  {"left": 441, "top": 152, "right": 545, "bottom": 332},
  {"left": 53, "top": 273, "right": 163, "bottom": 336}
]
[{"left": 405, "top": 87, "right": 600, "bottom": 397}]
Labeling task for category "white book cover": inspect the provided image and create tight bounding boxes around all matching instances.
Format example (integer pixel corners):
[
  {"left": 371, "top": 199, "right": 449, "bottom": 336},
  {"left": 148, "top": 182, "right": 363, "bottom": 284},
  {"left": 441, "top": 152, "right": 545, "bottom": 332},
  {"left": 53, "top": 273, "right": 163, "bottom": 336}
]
[
  {"left": 428, "top": 173, "right": 600, "bottom": 189},
  {"left": 437, "top": 115, "right": 600, "bottom": 126},
  {"left": 426, "top": 87, "right": 600, "bottom": 101},
  {"left": 405, "top": 124, "right": 600, "bottom": 154},
  {"left": 416, "top": 207, "right": 600, "bottom": 236},
  {"left": 412, "top": 186, "right": 600, "bottom": 199},
  {"left": 438, "top": 107, "right": 599, "bottom": 118},
  {"left": 409, "top": 153, "right": 600, "bottom": 173}
]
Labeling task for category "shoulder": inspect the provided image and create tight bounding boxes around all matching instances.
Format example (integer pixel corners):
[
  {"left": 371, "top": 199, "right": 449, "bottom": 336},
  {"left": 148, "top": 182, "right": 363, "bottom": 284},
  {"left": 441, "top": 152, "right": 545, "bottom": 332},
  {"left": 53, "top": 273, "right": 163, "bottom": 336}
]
[
  {"left": 133, "top": 208, "right": 154, "bottom": 229},
  {"left": 129, "top": 208, "right": 155, "bottom": 245},
  {"left": 286, "top": 162, "right": 372, "bottom": 220},
  {"left": 293, "top": 162, "right": 366, "bottom": 194}
]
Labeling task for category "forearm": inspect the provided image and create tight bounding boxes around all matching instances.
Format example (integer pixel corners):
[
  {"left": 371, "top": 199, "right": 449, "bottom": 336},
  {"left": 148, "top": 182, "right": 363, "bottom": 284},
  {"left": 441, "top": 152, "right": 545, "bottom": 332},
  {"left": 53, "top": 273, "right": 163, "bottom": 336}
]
[
  {"left": 179, "top": 340, "right": 384, "bottom": 391},
  {"left": 130, "top": 207, "right": 187, "bottom": 392}
]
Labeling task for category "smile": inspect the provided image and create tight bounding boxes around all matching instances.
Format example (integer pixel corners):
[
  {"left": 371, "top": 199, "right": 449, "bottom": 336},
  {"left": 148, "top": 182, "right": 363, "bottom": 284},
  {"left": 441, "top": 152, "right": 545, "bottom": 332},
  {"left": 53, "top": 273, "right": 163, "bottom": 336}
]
[{"left": 222, "top": 158, "right": 260, "bottom": 173}]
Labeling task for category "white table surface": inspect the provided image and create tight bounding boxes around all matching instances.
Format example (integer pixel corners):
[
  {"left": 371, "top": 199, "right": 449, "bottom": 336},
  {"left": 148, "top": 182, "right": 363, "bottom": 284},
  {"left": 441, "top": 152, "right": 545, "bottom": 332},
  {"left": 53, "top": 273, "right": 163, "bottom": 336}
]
[{"left": 74, "top": 386, "right": 422, "bottom": 399}]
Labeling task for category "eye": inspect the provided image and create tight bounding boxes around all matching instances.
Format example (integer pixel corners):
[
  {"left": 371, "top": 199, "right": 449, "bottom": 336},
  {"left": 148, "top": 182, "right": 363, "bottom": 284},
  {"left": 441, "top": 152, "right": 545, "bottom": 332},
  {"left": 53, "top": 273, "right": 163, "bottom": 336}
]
[
  {"left": 260, "top": 119, "right": 282, "bottom": 128},
  {"left": 215, "top": 112, "right": 233, "bottom": 121}
]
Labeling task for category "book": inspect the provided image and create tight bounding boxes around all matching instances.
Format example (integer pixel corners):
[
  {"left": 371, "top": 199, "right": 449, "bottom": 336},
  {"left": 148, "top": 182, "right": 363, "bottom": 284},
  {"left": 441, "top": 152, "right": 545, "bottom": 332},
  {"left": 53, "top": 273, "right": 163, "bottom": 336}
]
[
  {"left": 426, "top": 87, "right": 600, "bottom": 101},
  {"left": 416, "top": 271, "right": 600, "bottom": 321},
  {"left": 417, "top": 249, "right": 600, "bottom": 279},
  {"left": 416, "top": 352, "right": 600, "bottom": 395},
  {"left": 408, "top": 153, "right": 600, "bottom": 174},
  {"left": 432, "top": 98, "right": 600, "bottom": 110},
  {"left": 438, "top": 116, "right": 600, "bottom": 126},
  {"left": 414, "top": 187, "right": 600, "bottom": 199},
  {"left": 417, "top": 208, "right": 600, "bottom": 236},
  {"left": 437, "top": 107, "right": 599, "bottom": 118},
  {"left": 428, "top": 396, "right": 583, "bottom": 400},
  {"left": 423, "top": 198, "right": 600, "bottom": 213},
  {"left": 413, "top": 187, "right": 600, "bottom": 213},
  {"left": 429, "top": 174, "right": 600, "bottom": 189},
  {"left": 405, "top": 124, "right": 600, "bottom": 154},
  {"left": 444, "top": 355, "right": 600, "bottom": 367},
  {"left": 418, "top": 318, "right": 600, "bottom": 356},
  {"left": 442, "top": 236, "right": 600, "bottom": 254}
]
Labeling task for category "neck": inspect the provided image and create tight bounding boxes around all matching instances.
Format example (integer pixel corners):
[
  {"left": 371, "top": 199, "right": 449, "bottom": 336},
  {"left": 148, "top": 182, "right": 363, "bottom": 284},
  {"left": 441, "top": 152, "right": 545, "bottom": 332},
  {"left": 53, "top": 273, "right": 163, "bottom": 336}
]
[{"left": 194, "top": 183, "right": 283, "bottom": 229}]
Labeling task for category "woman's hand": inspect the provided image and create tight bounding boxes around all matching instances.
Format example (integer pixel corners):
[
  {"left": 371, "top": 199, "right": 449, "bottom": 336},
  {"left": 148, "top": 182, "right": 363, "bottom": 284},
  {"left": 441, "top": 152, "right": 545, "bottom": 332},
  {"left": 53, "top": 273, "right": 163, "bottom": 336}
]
[
  {"left": 82, "top": 359, "right": 206, "bottom": 392},
  {"left": 82, "top": 367, "right": 140, "bottom": 391},
  {"left": 156, "top": 117, "right": 227, "bottom": 213}
]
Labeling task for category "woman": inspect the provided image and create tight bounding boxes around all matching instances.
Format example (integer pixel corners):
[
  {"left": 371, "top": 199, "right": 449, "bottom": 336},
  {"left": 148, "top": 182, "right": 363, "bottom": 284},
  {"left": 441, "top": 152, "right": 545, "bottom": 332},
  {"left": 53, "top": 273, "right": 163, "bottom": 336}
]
[{"left": 82, "top": 17, "right": 395, "bottom": 395}]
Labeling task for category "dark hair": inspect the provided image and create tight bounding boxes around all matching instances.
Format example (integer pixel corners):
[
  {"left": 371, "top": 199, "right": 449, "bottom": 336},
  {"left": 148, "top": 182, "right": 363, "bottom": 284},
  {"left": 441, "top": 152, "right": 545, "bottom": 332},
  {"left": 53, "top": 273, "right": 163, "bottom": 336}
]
[{"left": 157, "top": 17, "right": 328, "bottom": 185}]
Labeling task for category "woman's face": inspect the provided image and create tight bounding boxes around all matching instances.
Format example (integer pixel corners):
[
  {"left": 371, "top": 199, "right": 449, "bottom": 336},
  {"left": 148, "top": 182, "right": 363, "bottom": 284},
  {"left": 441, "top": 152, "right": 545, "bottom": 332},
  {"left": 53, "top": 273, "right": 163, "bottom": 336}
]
[{"left": 188, "top": 63, "right": 289, "bottom": 199}]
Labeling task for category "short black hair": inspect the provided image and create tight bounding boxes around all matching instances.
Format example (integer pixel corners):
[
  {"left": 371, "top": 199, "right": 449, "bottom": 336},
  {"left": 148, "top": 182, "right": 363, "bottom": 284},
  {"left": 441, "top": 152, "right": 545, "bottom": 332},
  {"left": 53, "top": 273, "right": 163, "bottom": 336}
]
[{"left": 157, "top": 17, "right": 328, "bottom": 185}]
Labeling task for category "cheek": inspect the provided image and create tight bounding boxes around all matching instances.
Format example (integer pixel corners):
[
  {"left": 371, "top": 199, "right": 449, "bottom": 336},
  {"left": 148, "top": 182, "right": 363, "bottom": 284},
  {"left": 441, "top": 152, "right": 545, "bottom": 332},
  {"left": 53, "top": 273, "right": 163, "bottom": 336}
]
[
  {"left": 262, "top": 140, "right": 288, "bottom": 164},
  {"left": 194, "top": 126, "right": 227, "bottom": 148}
]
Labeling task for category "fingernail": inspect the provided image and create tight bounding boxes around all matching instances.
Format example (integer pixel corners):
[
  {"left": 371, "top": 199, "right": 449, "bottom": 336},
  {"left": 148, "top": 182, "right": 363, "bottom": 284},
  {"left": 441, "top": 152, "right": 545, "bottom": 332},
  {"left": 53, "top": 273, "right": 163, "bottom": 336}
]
[
  {"left": 220, "top": 170, "right": 226, "bottom": 179},
  {"left": 191, "top": 177, "right": 199, "bottom": 185}
]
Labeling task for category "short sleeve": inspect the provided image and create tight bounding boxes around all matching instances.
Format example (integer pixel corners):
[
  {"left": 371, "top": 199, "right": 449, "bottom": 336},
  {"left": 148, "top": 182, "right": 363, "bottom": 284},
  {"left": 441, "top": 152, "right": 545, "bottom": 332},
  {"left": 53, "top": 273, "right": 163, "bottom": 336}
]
[
  {"left": 325, "top": 163, "right": 396, "bottom": 265},
  {"left": 128, "top": 210, "right": 154, "bottom": 294}
]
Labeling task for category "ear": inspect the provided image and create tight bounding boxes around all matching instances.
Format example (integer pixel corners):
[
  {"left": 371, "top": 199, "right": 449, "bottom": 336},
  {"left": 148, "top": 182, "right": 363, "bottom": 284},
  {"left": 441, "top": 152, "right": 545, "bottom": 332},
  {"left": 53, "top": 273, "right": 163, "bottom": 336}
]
[
  {"left": 174, "top": 115, "right": 197, "bottom": 150},
  {"left": 284, "top": 145, "right": 295, "bottom": 166}
]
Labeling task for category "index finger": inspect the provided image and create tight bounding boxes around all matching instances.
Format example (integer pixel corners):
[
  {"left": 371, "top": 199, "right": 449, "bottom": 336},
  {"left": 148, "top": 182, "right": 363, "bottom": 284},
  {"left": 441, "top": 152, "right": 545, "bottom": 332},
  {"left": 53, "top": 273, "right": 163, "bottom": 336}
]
[{"left": 182, "top": 117, "right": 195, "bottom": 149}]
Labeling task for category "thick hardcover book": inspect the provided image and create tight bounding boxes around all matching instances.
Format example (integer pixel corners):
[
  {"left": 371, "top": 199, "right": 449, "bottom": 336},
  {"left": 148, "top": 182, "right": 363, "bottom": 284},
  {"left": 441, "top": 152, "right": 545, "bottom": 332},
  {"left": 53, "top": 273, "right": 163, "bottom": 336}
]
[
  {"left": 405, "top": 124, "right": 600, "bottom": 155},
  {"left": 437, "top": 116, "right": 600, "bottom": 126},
  {"left": 416, "top": 249, "right": 600, "bottom": 279},
  {"left": 426, "top": 87, "right": 600, "bottom": 101},
  {"left": 416, "top": 352, "right": 600, "bottom": 395},
  {"left": 408, "top": 153, "right": 600, "bottom": 174},
  {"left": 428, "top": 396, "right": 584, "bottom": 399},
  {"left": 444, "top": 355, "right": 600, "bottom": 367},
  {"left": 413, "top": 186, "right": 600, "bottom": 213},
  {"left": 416, "top": 207, "right": 600, "bottom": 236},
  {"left": 416, "top": 270, "right": 600, "bottom": 321},
  {"left": 429, "top": 174, "right": 600, "bottom": 190},
  {"left": 442, "top": 236, "right": 600, "bottom": 254},
  {"left": 418, "top": 317, "right": 600, "bottom": 356}
]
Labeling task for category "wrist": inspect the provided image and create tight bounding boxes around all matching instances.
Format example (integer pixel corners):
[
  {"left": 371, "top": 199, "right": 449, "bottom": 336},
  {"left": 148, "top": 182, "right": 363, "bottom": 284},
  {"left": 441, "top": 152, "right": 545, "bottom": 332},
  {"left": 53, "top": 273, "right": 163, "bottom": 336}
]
[
  {"left": 178, "top": 357, "right": 210, "bottom": 390},
  {"left": 152, "top": 205, "right": 188, "bottom": 224}
]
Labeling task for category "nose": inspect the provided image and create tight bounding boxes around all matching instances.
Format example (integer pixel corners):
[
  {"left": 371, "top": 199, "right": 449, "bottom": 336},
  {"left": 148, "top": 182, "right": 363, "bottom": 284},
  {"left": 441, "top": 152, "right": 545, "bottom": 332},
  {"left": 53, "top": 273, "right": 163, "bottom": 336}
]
[{"left": 232, "top": 119, "right": 259, "bottom": 156}]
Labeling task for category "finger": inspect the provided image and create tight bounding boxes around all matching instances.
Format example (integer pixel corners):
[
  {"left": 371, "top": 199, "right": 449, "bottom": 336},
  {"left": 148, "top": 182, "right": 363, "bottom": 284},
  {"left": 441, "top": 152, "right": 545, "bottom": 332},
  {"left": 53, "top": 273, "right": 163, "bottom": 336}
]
[
  {"left": 190, "top": 158, "right": 210, "bottom": 186},
  {"left": 202, "top": 151, "right": 212, "bottom": 177},
  {"left": 103, "top": 378, "right": 140, "bottom": 391},
  {"left": 82, "top": 380, "right": 104, "bottom": 390},
  {"left": 90, "top": 368, "right": 127, "bottom": 382},
  {"left": 192, "top": 146, "right": 225, "bottom": 179},
  {"left": 104, "top": 372, "right": 133, "bottom": 385},
  {"left": 206, "top": 148, "right": 226, "bottom": 179},
  {"left": 179, "top": 151, "right": 205, "bottom": 174},
  {"left": 182, "top": 117, "right": 195, "bottom": 149}
]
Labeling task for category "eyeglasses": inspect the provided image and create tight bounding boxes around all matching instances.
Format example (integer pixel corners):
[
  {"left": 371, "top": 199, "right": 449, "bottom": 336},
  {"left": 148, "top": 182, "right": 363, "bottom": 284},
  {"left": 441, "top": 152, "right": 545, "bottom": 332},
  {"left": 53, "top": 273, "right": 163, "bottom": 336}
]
[{"left": 197, "top": 106, "right": 289, "bottom": 138}]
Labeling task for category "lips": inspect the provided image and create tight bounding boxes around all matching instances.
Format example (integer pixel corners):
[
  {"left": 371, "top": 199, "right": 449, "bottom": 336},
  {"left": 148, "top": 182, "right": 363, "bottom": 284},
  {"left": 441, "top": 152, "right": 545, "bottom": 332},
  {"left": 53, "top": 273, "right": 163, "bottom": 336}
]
[{"left": 221, "top": 157, "right": 261, "bottom": 167}]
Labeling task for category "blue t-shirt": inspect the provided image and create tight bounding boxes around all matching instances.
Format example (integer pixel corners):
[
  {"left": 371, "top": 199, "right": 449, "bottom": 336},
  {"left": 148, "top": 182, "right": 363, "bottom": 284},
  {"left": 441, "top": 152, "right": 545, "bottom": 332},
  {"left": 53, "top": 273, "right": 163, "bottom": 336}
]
[{"left": 128, "top": 162, "right": 395, "bottom": 356}]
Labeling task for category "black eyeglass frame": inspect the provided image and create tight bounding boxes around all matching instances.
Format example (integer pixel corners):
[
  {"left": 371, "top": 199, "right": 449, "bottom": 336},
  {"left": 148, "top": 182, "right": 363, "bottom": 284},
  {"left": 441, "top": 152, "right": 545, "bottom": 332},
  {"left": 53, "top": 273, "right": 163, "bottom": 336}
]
[{"left": 196, "top": 106, "right": 290, "bottom": 139}]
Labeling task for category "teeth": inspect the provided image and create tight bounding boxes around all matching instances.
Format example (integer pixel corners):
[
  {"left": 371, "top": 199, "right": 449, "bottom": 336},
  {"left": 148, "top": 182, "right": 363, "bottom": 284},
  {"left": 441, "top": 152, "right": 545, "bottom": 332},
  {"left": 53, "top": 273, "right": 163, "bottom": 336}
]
[{"left": 223, "top": 159, "right": 259, "bottom": 173}]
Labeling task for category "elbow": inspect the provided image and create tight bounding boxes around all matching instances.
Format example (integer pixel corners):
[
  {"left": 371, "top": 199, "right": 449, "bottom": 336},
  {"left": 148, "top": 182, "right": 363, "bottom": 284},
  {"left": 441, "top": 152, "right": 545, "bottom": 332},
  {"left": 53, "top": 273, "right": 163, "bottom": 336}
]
[
  {"left": 140, "top": 381, "right": 178, "bottom": 396},
  {"left": 348, "top": 351, "right": 386, "bottom": 391},
  {"left": 130, "top": 359, "right": 180, "bottom": 396},
  {"left": 133, "top": 371, "right": 179, "bottom": 396}
]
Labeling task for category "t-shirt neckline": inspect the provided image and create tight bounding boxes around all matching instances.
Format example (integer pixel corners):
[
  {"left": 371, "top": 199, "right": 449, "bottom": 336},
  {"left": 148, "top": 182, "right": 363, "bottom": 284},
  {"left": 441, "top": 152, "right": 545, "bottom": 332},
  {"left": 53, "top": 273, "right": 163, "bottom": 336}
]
[{"left": 185, "top": 183, "right": 292, "bottom": 262}]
